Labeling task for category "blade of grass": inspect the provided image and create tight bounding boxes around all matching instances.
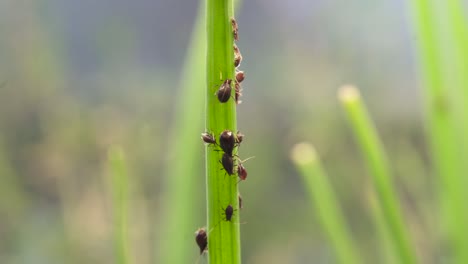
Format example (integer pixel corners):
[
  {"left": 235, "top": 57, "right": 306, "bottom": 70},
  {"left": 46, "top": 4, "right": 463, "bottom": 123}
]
[
  {"left": 160, "top": 2, "right": 207, "bottom": 264},
  {"left": 108, "top": 146, "right": 130, "bottom": 264},
  {"left": 338, "top": 85, "right": 417, "bottom": 264},
  {"left": 205, "top": 0, "right": 241, "bottom": 263},
  {"left": 291, "top": 143, "right": 362, "bottom": 264},
  {"left": 445, "top": 2, "right": 468, "bottom": 260},
  {"left": 367, "top": 190, "right": 395, "bottom": 264},
  {"left": 446, "top": 0, "right": 468, "bottom": 144},
  {"left": 407, "top": 1, "right": 467, "bottom": 262}
]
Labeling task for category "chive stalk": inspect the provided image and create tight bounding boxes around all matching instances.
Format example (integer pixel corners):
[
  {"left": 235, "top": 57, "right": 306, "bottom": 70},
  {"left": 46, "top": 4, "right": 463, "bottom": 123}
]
[
  {"left": 408, "top": 1, "right": 468, "bottom": 262},
  {"left": 338, "top": 85, "right": 416, "bottom": 264},
  {"left": 205, "top": 0, "right": 241, "bottom": 262},
  {"left": 291, "top": 143, "right": 362, "bottom": 264},
  {"left": 108, "top": 146, "right": 130, "bottom": 264}
]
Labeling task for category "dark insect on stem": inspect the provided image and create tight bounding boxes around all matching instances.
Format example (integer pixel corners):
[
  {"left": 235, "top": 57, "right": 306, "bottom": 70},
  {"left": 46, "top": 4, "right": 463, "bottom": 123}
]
[
  {"left": 201, "top": 132, "right": 217, "bottom": 145},
  {"left": 223, "top": 204, "right": 235, "bottom": 222},
  {"left": 212, "top": 204, "right": 244, "bottom": 227},
  {"left": 234, "top": 44, "right": 242, "bottom": 67},
  {"left": 195, "top": 227, "right": 208, "bottom": 254},
  {"left": 238, "top": 194, "right": 243, "bottom": 210},
  {"left": 231, "top": 18, "right": 239, "bottom": 41},
  {"left": 219, "top": 130, "right": 236, "bottom": 155},
  {"left": 210, "top": 204, "right": 241, "bottom": 233},
  {"left": 235, "top": 71, "right": 245, "bottom": 83},
  {"left": 216, "top": 79, "right": 233, "bottom": 103},
  {"left": 221, "top": 152, "right": 235, "bottom": 175}
]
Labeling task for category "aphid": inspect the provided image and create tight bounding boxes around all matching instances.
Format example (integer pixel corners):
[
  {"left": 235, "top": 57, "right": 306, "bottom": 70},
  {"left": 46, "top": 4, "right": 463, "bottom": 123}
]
[
  {"left": 231, "top": 18, "right": 239, "bottom": 41},
  {"left": 201, "top": 132, "right": 217, "bottom": 145},
  {"left": 234, "top": 44, "right": 242, "bottom": 67},
  {"left": 219, "top": 130, "right": 236, "bottom": 155},
  {"left": 235, "top": 131, "right": 244, "bottom": 144},
  {"left": 236, "top": 156, "right": 254, "bottom": 182},
  {"left": 235, "top": 71, "right": 245, "bottom": 83},
  {"left": 195, "top": 228, "right": 208, "bottom": 254},
  {"left": 223, "top": 204, "right": 234, "bottom": 222},
  {"left": 237, "top": 163, "right": 247, "bottom": 181},
  {"left": 215, "top": 204, "right": 245, "bottom": 226},
  {"left": 238, "top": 194, "right": 243, "bottom": 210},
  {"left": 208, "top": 204, "right": 241, "bottom": 235},
  {"left": 216, "top": 79, "right": 233, "bottom": 103},
  {"left": 221, "top": 152, "right": 235, "bottom": 175},
  {"left": 234, "top": 82, "right": 242, "bottom": 105}
]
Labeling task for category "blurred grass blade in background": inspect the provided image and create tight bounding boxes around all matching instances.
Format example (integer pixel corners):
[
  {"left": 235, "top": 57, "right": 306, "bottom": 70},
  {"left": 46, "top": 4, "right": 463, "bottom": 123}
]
[
  {"left": 108, "top": 146, "right": 130, "bottom": 264},
  {"left": 408, "top": 1, "right": 468, "bottom": 262},
  {"left": 159, "top": 2, "right": 207, "bottom": 264},
  {"left": 444, "top": 3, "right": 468, "bottom": 261},
  {"left": 367, "top": 190, "right": 395, "bottom": 264},
  {"left": 338, "top": 85, "right": 417, "bottom": 264},
  {"left": 291, "top": 143, "right": 362, "bottom": 264},
  {"left": 446, "top": 0, "right": 468, "bottom": 161}
]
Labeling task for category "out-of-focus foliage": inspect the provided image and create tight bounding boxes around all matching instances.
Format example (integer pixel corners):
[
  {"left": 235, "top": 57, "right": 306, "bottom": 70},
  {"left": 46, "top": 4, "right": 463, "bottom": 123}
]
[{"left": 0, "top": 0, "right": 452, "bottom": 263}]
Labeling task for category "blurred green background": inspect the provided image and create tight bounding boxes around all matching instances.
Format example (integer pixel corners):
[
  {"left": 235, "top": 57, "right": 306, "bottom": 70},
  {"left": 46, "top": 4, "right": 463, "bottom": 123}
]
[{"left": 0, "top": 0, "right": 463, "bottom": 263}]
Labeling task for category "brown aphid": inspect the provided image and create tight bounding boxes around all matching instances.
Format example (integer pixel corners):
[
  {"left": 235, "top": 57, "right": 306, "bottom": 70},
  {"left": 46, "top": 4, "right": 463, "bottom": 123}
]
[
  {"left": 236, "top": 156, "right": 255, "bottom": 181},
  {"left": 201, "top": 132, "right": 216, "bottom": 145},
  {"left": 238, "top": 194, "right": 243, "bottom": 210},
  {"left": 219, "top": 130, "right": 236, "bottom": 156},
  {"left": 236, "top": 131, "right": 244, "bottom": 144},
  {"left": 216, "top": 79, "right": 233, "bottom": 103},
  {"left": 224, "top": 205, "right": 234, "bottom": 222},
  {"left": 233, "top": 44, "right": 242, "bottom": 67},
  {"left": 234, "top": 81, "right": 242, "bottom": 105},
  {"left": 221, "top": 152, "right": 235, "bottom": 175},
  {"left": 234, "top": 55, "right": 242, "bottom": 68},
  {"left": 231, "top": 18, "right": 239, "bottom": 41},
  {"left": 220, "top": 204, "right": 246, "bottom": 225},
  {"left": 195, "top": 228, "right": 208, "bottom": 254},
  {"left": 235, "top": 71, "right": 245, "bottom": 83},
  {"left": 237, "top": 163, "right": 247, "bottom": 181}
]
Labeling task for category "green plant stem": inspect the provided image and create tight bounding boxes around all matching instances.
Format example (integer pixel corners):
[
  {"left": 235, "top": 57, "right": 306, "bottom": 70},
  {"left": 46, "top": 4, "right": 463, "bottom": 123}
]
[
  {"left": 408, "top": 1, "right": 467, "bottom": 262},
  {"left": 161, "top": 1, "right": 241, "bottom": 263},
  {"left": 205, "top": 0, "right": 240, "bottom": 263},
  {"left": 338, "top": 86, "right": 416, "bottom": 264},
  {"left": 367, "top": 190, "right": 395, "bottom": 264},
  {"left": 108, "top": 146, "right": 130, "bottom": 264},
  {"left": 291, "top": 143, "right": 362, "bottom": 264}
]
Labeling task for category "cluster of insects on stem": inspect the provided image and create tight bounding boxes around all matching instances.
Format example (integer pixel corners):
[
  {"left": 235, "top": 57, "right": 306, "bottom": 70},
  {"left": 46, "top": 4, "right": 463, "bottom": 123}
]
[
  {"left": 202, "top": 130, "right": 251, "bottom": 179},
  {"left": 215, "top": 18, "right": 245, "bottom": 105},
  {"left": 195, "top": 16, "right": 251, "bottom": 257}
]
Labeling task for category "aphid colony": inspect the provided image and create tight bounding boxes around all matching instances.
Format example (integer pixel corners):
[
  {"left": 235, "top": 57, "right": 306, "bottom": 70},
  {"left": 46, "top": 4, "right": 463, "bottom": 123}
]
[
  {"left": 201, "top": 130, "right": 247, "bottom": 181},
  {"left": 195, "top": 17, "right": 250, "bottom": 256},
  {"left": 216, "top": 18, "right": 245, "bottom": 105}
]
